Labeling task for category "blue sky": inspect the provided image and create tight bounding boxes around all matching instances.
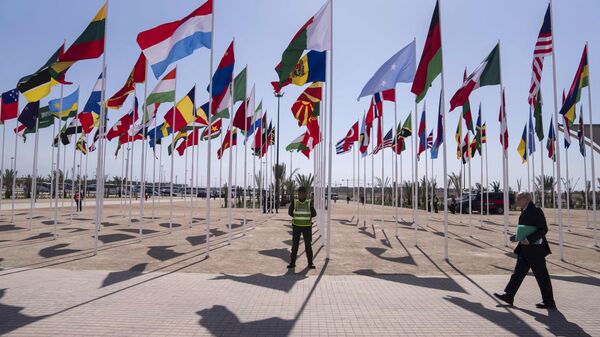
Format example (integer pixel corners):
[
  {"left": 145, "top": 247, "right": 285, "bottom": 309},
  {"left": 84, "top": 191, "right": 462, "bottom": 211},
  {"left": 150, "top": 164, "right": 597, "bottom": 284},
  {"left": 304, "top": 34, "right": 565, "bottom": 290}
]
[{"left": 1, "top": 0, "right": 599, "bottom": 191}]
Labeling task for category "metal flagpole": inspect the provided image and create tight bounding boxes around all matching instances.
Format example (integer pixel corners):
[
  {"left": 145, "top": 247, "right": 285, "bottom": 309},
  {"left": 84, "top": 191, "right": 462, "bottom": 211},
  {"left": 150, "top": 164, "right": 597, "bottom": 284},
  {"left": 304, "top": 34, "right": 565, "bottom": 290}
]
[
  {"left": 125, "top": 140, "right": 131, "bottom": 221},
  {"left": 549, "top": 0, "right": 564, "bottom": 259},
  {"left": 169, "top": 67, "right": 177, "bottom": 231},
  {"left": 414, "top": 100, "right": 418, "bottom": 246},
  {"left": 363, "top": 145, "right": 366, "bottom": 228},
  {"left": 397, "top": 148, "right": 403, "bottom": 237},
  {"left": 356, "top": 145, "right": 360, "bottom": 226},
  {"left": 468, "top": 148, "right": 472, "bottom": 237},
  {"left": 205, "top": 8, "right": 216, "bottom": 257},
  {"left": 54, "top": 84, "right": 64, "bottom": 239},
  {"left": 61, "top": 128, "right": 67, "bottom": 211},
  {"left": 234, "top": 134, "right": 238, "bottom": 211},
  {"left": 431, "top": 154, "right": 434, "bottom": 217},
  {"left": 540, "top": 138, "right": 545, "bottom": 209},
  {"left": 120, "top": 140, "right": 125, "bottom": 213},
  {"left": 227, "top": 126, "right": 234, "bottom": 245},
  {"left": 151, "top": 109, "right": 157, "bottom": 219},
  {"left": 480, "top": 133, "right": 484, "bottom": 227},
  {"left": 565, "top": 141, "right": 571, "bottom": 231},
  {"left": 129, "top": 130, "right": 135, "bottom": 223},
  {"left": 425, "top": 131, "right": 428, "bottom": 214},
  {"left": 242, "top": 80, "right": 250, "bottom": 230},
  {"left": 69, "top": 93, "right": 80, "bottom": 226},
  {"left": 219, "top": 131, "right": 223, "bottom": 217},
  {"left": 380, "top": 113, "right": 385, "bottom": 232},
  {"left": 585, "top": 42, "right": 598, "bottom": 246},
  {"left": 184, "top": 129, "right": 189, "bottom": 223},
  {"left": 140, "top": 64, "right": 149, "bottom": 234},
  {"left": 486, "top": 136, "right": 489, "bottom": 217},
  {"left": 0, "top": 104, "right": 4, "bottom": 215},
  {"left": 29, "top": 113, "right": 41, "bottom": 230},
  {"left": 371, "top": 130, "right": 374, "bottom": 225},
  {"left": 584, "top": 143, "right": 590, "bottom": 228},
  {"left": 158, "top": 142, "right": 163, "bottom": 215},
  {"left": 394, "top": 96, "right": 398, "bottom": 227},
  {"left": 94, "top": 25, "right": 108, "bottom": 254},
  {"left": 84, "top": 134, "right": 88, "bottom": 208},
  {"left": 326, "top": 0, "right": 334, "bottom": 259},
  {"left": 498, "top": 40, "right": 510, "bottom": 247},
  {"left": 438, "top": 0, "right": 450, "bottom": 260}
]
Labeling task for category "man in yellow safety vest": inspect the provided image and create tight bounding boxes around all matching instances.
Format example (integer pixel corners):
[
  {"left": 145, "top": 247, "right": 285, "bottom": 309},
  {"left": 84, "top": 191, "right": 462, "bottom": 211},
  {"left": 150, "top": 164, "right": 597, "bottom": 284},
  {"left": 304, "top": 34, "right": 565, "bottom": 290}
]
[{"left": 287, "top": 186, "right": 317, "bottom": 269}]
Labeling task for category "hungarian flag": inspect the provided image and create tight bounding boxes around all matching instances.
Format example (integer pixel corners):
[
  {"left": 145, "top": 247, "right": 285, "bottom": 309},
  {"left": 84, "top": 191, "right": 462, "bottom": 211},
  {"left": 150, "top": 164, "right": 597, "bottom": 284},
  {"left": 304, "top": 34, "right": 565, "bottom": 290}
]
[
  {"left": 450, "top": 44, "right": 501, "bottom": 111},
  {"left": 559, "top": 45, "right": 589, "bottom": 124},
  {"left": 291, "top": 82, "right": 322, "bottom": 126},
  {"left": 164, "top": 86, "right": 195, "bottom": 133},
  {"left": 137, "top": 0, "right": 212, "bottom": 79},
  {"left": 107, "top": 53, "right": 146, "bottom": 109},
  {"left": 275, "top": 0, "right": 331, "bottom": 85},
  {"left": 17, "top": 44, "right": 64, "bottom": 102},
  {"left": 217, "top": 127, "right": 237, "bottom": 159},
  {"left": 1, "top": 89, "right": 19, "bottom": 123},
  {"left": 272, "top": 51, "right": 326, "bottom": 93},
  {"left": 411, "top": 1, "right": 442, "bottom": 103},
  {"left": 51, "top": 3, "right": 106, "bottom": 83}
]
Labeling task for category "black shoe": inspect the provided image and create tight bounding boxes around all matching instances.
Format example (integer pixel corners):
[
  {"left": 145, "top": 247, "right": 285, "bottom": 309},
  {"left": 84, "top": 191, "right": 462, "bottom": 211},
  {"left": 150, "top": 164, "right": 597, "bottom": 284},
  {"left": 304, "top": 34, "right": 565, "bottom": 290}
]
[
  {"left": 535, "top": 302, "right": 556, "bottom": 309},
  {"left": 287, "top": 264, "right": 295, "bottom": 269},
  {"left": 494, "top": 293, "right": 514, "bottom": 306},
  {"left": 308, "top": 264, "right": 316, "bottom": 269}
]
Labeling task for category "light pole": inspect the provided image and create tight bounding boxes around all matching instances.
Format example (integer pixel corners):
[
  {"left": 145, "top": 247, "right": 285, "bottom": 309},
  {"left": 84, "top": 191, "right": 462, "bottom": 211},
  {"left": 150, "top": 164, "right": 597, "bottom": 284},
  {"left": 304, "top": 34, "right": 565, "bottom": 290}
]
[{"left": 274, "top": 91, "right": 284, "bottom": 213}]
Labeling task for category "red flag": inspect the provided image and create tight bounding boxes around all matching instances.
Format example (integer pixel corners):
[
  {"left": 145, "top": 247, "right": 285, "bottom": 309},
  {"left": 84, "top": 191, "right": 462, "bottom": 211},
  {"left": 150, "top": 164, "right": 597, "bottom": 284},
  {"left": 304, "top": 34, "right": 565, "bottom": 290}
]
[
  {"left": 1, "top": 89, "right": 19, "bottom": 122},
  {"left": 107, "top": 108, "right": 138, "bottom": 141},
  {"left": 107, "top": 53, "right": 146, "bottom": 109},
  {"left": 176, "top": 128, "right": 200, "bottom": 156},
  {"left": 217, "top": 127, "right": 237, "bottom": 159},
  {"left": 343, "top": 121, "right": 359, "bottom": 151}
]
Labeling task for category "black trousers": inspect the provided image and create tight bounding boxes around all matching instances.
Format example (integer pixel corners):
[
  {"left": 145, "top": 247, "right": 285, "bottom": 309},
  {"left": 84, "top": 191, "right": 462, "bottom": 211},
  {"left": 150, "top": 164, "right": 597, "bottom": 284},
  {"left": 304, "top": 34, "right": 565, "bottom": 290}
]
[
  {"left": 290, "top": 225, "right": 313, "bottom": 265},
  {"left": 505, "top": 246, "right": 555, "bottom": 304}
]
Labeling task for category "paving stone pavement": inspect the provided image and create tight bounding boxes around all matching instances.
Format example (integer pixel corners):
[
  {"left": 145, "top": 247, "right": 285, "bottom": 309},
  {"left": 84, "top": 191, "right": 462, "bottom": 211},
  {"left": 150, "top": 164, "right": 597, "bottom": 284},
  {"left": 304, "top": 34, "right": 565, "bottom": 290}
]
[{"left": 0, "top": 266, "right": 598, "bottom": 336}]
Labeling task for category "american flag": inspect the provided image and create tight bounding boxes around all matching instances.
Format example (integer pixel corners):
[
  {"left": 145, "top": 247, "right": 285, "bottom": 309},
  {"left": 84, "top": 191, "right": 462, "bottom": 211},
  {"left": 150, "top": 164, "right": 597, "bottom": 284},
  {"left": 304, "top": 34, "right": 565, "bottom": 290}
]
[
  {"left": 372, "top": 128, "right": 393, "bottom": 155},
  {"left": 528, "top": 5, "right": 553, "bottom": 107}
]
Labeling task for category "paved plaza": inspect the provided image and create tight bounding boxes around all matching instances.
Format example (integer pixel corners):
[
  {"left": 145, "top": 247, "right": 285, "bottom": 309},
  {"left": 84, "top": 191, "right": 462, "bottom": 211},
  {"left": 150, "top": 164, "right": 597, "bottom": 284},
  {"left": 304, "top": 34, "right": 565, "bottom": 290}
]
[{"left": 1, "top": 199, "right": 599, "bottom": 336}]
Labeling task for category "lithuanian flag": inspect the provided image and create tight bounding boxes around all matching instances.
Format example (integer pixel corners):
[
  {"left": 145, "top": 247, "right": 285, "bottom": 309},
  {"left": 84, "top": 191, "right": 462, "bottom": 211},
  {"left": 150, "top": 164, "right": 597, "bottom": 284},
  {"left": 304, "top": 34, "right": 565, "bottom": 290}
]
[{"left": 51, "top": 3, "right": 107, "bottom": 83}]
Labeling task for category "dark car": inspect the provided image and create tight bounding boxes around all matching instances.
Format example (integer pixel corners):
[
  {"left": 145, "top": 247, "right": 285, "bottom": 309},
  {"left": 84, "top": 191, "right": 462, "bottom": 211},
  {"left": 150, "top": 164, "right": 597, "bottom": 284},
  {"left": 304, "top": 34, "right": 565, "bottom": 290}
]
[{"left": 459, "top": 192, "right": 514, "bottom": 214}]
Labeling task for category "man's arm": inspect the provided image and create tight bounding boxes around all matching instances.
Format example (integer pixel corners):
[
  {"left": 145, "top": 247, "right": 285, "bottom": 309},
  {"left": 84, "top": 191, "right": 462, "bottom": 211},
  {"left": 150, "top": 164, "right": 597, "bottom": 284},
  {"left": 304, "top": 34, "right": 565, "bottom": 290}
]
[
  {"left": 526, "top": 208, "right": 548, "bottom": 243},
  {"left": 288, "top": 201, "right": 294, "bottom": 217},
  {"left": 310, "top": 201, "right": 317, "bottom": 218}
]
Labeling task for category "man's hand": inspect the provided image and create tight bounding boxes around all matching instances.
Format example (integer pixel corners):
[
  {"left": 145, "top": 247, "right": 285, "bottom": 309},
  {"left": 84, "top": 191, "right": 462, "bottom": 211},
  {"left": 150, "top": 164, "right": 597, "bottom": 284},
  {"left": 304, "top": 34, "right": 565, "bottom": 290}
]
[{"left": 520, "top": 238, "right": 530, "bottom": 245}]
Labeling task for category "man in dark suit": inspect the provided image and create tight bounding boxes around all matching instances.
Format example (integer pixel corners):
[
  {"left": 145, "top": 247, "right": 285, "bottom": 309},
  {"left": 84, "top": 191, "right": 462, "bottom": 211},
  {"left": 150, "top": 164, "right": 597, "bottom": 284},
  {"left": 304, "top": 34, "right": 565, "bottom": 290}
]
[{"left": 494, "top": 192, "right": 556, "bottom": 309}]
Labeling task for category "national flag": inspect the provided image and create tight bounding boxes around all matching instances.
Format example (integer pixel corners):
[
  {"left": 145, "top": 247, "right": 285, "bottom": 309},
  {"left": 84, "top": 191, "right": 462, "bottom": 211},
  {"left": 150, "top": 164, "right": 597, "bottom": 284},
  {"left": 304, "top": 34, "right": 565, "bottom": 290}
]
[
  {"left": 17, "top": 44, "right": 64, "bottom": 102},
  {"left": 300, "top": 130, "right": 319, "bottom": 158},
  {"left": 498, "top": 89, "right": 509, "bottom": 150},
  {"left": 76, "top": 135, "right": 88, "bottom": 155},
  {"left": 217, "top": 127, "right": 237, "bottom": 159},
  {"left": 107, "top": 100, "right": 138, "bottom": 141},
  {"left": 24, "top": 105, "right": 53, "bottom": 134},
  {"left": 578, "top": 106, "right": 586, "bottom": 157},
  {"left": 358, "top": 113, "right": 370, "bottom": 157},
  {"left": 146, "top": 67, "right": 177, "bottom": 120},
  {"left": 164, "top": 86, "right": 195, "bottom": 132},
  {"left": 275, "top": 0, "right": 331, "bottom": 85},
  {"left": 1, "top": 89, "right": 19, "bottom": 123},
  {"left": 450, "top": 44, "right": 501, "bottom": 111},
  {"left": 89, "top": 129, "right": 100, "bottom": 152},
  {"left": 546, "top": 117, "right": 556, "bottom": 161},
  {"left": 107, "top": 53, "right": 146, "bottom": 109},
  {"left": 426, "top": 130, "right": 434, "bottom": 149},
  {"left": 563, "top": 116, "right": 571, "bottom": 149},
  {"left": 210, "top": 41, "right": 234, "bottom": 114},
  {"left": 233, "top": 66, "right": 247, "bottom": 104},
  {"left": 481, "top": 123, "right": 487, "bottom": 144},
  {"left": 461, "top": 134, "right": 470, "bottom": 164},
  {"left": 528, "top": 109, "right": 536, "bottom": 154},
  {"left": 201, "top": 118, "right": 222, "bottom": 140},
  {"left": 412, "top": 1, "right": 442, "bottom": 103},
  {"left": 398, "top": 113, "right": 412, "bottom": 138},
  {"left": 15, "top": 102, "right": 40, "bottom": 137},
  {"left": 417, "top": 109, "right": 427, "bottom": 159},
  {"left": 291, "top": 82, "right": 322, "bottom": 126},
  {"left": 82, "top": 73, "right": 103, "bottom": 116},
  {"left": 148, "top": 122, "right": 172, "bottom": 148},
  {"left": 528, "top": 4, "right": 553, "bottom": 107},
  {"left": 430, "top": 92, "right": 444, "bottom": 159},
  {"left": 137, "top": 0, "right": 212, "bottom": 78},
  {"left": 286, "top": 133, "right": 309, "bottom": 153},
  {"left": 455, "top": 114, "right": 462, "bottom": 160},
  {"left": 168, "top": 130, "right": 188, "bottom": 156},
  {"left": 176, "top": 127, "right": 202, "bottom": 156},
  {"left": 49, "top": 88, "right": 79, "bottom": 120},
  {"left": 232, "top": 85, "right": 255, "bottom": 131},
  {"left": 461, "top": 69, "right": 474, "bottom": 133},
  {"left": 358, "top": 40, "right": 416, "bottom": 99},
  {"left": 342, "top": 121, "right": 359, "bottom": 151},
  {"left": 336, "top": 138, "right": 351, "bottom": 155},
  {"left": 472, "top": 104, "right": 483, "bottom": 156},
  {"left": 559, "top": 45, "right": 589, "bottom": 124},
  {"left": 50, "top": 4, "right": 107, "bottom": 82},
  {"left": 383, "top": 128, "right": 395, "bottom": 149},
  {"left": 53, "top": 123, "right": 72, "bottom": 146},
  {"left": 365, "top": 91, "right": 389, "bottom": 127},
  {"left": 517, "top": 124, "right": 528, "bottom": 163},
  {"left": 195, "top": 102, "right": 209, "bottom": 126},
  {"left": 77, "top": 112, "right": 99, "bottom": 134},
  {"left": 533, "top": 91, "right": 544, "bottom": 141},
  {"left": 272, "top": 51, "right": 326, "bottom": 93}
]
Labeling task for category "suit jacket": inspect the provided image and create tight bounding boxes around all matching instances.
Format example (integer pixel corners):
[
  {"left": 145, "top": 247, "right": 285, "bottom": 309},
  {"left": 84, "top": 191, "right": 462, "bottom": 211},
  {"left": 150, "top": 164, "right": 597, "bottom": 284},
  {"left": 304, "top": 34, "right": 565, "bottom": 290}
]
[{"left": 514, "top": 201, "right": 552, "bottom": 257}]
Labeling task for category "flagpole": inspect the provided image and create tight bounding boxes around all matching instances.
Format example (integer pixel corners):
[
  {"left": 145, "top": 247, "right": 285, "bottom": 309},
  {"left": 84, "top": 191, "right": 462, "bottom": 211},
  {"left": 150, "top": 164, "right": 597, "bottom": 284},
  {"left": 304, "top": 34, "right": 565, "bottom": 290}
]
[
  {"left": 28, "top": 111, "right": 41, "bottom": 230},
  {"left": 549, "top": 0, "right": 564, "bottom": 259},
  {"left": 205, "top": 6, "right": 216, "bottom": 258},
  {"left": 565, "top": 141, "right": 571, "bottom": 231},
  {"left": 397, "top": 147, "right": 403, "bottom": 236},
  {"left": 480, "top": 131, "right": 484, "bottom": 227},
  {"left": 380, "top": 113, "right": 385, "bottom": 232},
  {"left": 70, "top": 89, "right": 80, "bottom": 226},
  {"left": 219, "top": 131, "right": 223, "bottom": 215},
  {"left": 242, "top": 78, "right": 250, "bottom": 231},
  {"left": 158, "top": 143, "right": 162, "bottom": 213},
  {"left": 227, "top": 128, "right": 234, "bottom": 246},
  {"left": 585, "top": 42, "right": 598, "bottom": 246},
  {"left": 414, "top": 101, "right": 418, "bottom": 246},
  {"left": 234, "top": 135, "right": 239, "bottom": 211},
  {"left": 140, "top": 64, "right": 149, "bottom": 235},
  {"left": 84, "top": 134, "right": 88, "bottom": 208},
  {"left": 120, "top": 140, "right": 125, "bottom": 214},
  {"left": 431, "top": 153, "right": 434, "bottom": 217},
  {"left": 355, "top": 144, "right": 360, "bottom": 226},
  {"left": 425, "top": 130, "right": 428, "bottom": 215},
  {"left": 468, "top": 147, "right": 472, "bottom": 237},
  {"left": 371, "top": 129, "right": 374, "bottom": 225},
  {"left": 184, "top": 128, "right": 189, "bottom": 224},
  {"left": 61, "top": 128, "right": 67, "bottom": 211},
  {"left": 151, "top": 108, "right": 157, "bottom": 220},
  {"left": 363, "top": 143, "right": 367, "bottom": 228},
  {"left": 540, "top": 138, "right": 545, "bottom": 209},
  {"left": 54, "top": 84, "right": 64, "bottom": 239},
  {"left": 189, "top": 105, "right": 196, "bottom": 229},
  {"left": 169, "top": 66, "right": 177, "bottom": 232},
  {"left": 0, "top": 104, "right": 4, "bottom": 215},
  {"left": 125, "top": 140, "right": 131, "bottom": 222},
  {"left": 129, "top": 128, "right": 135, "bottom": 223},
  {"left": 394, "top": 96, "right": 398, "bottom": 228},
  {"left": 438, "top": 0, "right": 450, "bottom": 260},
  {"left": 584, "top": 143, "right": 590, "bottom": 228},
  {"left": 326, "top": 0, "right": 334, "bottom": 259},
  {"left": 485, "top": 135, "right": 489, "bottom": 217},
  {"left": 10, "top": 118, "right": 18, "bottom": 222}
]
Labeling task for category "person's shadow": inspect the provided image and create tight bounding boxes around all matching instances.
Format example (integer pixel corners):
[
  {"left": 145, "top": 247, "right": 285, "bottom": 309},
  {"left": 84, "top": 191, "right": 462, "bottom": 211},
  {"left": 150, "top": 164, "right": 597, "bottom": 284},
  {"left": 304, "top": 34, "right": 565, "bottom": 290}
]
[{"left": 513, "top": 307, "right": 592, "bottom": 337}]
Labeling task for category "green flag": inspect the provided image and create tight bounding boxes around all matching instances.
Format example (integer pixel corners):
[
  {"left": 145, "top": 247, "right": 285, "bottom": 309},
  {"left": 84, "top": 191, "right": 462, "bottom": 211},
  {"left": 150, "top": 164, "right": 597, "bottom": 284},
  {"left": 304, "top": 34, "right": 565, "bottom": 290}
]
[
  {"left": 534, "top": 92, "right": 544, "bottom": 141},
  {"left": 233, "top": 67, "right": 247, "bottom": 104}
]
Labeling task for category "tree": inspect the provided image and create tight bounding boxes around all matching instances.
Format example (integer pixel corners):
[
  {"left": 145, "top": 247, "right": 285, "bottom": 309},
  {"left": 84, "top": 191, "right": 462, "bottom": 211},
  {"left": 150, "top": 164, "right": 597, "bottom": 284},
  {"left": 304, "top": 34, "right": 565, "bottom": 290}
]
[
  {"left": 448, "top": 171, "right": 461, "bottom": 195},
  {"left": 2, "top": 169, "right": 16, "bottom": 199},
  {"left": 24, "top": 174, "right": 33, "bottom": 199},
  {"left": 402, "top": 181, "right": 413, "bottom": 207},
  {"left": 516, "top": 178, "right": 522, "bottom": 192},
  {"left": 295, "top": 173, "right": 314, "bottom": 195},
  {"left": 490, "top": 180, "right": 501, "bottom": 193}
]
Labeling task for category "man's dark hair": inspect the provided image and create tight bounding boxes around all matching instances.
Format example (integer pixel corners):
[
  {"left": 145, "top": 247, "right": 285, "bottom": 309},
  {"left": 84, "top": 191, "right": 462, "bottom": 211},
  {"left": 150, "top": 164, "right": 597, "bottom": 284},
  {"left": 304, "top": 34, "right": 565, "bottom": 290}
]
[{"left": 297, "top": 186, "right": 306, "bottom": 193}]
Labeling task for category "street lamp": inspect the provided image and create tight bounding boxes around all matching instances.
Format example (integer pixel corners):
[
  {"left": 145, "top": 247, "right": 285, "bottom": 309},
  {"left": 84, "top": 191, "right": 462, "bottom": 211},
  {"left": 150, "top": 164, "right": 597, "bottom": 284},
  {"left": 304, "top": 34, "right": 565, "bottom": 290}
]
[{"left": 274, "top": 90, "right": 284, "bottom": 213}]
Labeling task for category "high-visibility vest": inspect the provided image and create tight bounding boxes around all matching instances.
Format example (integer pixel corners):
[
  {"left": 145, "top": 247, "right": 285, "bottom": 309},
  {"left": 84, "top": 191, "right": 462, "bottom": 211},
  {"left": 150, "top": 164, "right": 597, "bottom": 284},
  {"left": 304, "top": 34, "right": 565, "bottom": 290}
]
[{"left": 293, "top": 199, "right": 312, "bottom": 227}]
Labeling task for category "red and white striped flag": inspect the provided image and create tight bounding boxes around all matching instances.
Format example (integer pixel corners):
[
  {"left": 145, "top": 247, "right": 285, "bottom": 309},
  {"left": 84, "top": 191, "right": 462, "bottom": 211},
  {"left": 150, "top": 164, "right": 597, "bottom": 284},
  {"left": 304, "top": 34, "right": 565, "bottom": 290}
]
[{"left": 528, "top": 5, "right": 553, "bottom": 107}]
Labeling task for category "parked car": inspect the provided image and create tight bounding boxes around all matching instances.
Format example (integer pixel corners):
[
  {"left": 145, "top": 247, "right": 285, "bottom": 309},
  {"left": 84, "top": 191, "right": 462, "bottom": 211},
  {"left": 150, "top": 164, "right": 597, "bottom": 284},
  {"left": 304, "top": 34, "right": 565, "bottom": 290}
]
[{"left": 458, "top": 192, "right": 514, "bottom": 214}]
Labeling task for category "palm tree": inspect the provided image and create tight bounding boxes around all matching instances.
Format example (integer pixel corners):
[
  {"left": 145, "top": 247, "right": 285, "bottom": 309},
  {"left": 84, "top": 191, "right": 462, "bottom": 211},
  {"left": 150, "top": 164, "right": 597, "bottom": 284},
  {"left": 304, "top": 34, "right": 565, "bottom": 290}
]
[
  {"left": 448, "top": 171, "right": 461, "bottom": 195},
  {"left": 24, "top": 174, "right": 33, "bottom": 199},
  {"left": 2, "top": 169, "right": 16, "bottom": 199},
  {"left": 295, "top": 173, "right": 314, "bottom": 195},
  {"left": 402, "top": 181, "right": 413, "bottom": 207},
  {"left": 516, "top": 178, "right": 522, "bottom": 192},
  {"left": 491, "top": 180, "right": 501, "bottom": 192},
  {"left": 273, "top": 163, "right": 286, "bottom": 207}
]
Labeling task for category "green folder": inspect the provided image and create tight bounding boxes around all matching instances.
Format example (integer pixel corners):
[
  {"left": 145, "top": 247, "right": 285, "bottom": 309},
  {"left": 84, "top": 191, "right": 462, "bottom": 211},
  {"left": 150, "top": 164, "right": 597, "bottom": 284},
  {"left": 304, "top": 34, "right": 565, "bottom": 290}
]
[{"left": 515, "top": 224, "right": 538, "bottom": 241}]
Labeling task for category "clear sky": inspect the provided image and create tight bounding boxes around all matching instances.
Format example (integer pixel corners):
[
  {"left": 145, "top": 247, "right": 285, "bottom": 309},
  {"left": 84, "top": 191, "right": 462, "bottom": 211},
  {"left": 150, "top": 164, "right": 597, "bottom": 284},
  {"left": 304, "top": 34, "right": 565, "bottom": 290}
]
[{"left": 1, "top": 0, "right": 599, "bottom": 192}]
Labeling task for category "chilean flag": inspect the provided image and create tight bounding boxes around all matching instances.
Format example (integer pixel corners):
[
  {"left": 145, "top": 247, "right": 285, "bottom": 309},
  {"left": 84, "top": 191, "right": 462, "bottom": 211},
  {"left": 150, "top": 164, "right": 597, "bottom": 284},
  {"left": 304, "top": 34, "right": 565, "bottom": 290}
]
[{"left": 137, "top": 0, "right": 212, "bottom": 79}]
